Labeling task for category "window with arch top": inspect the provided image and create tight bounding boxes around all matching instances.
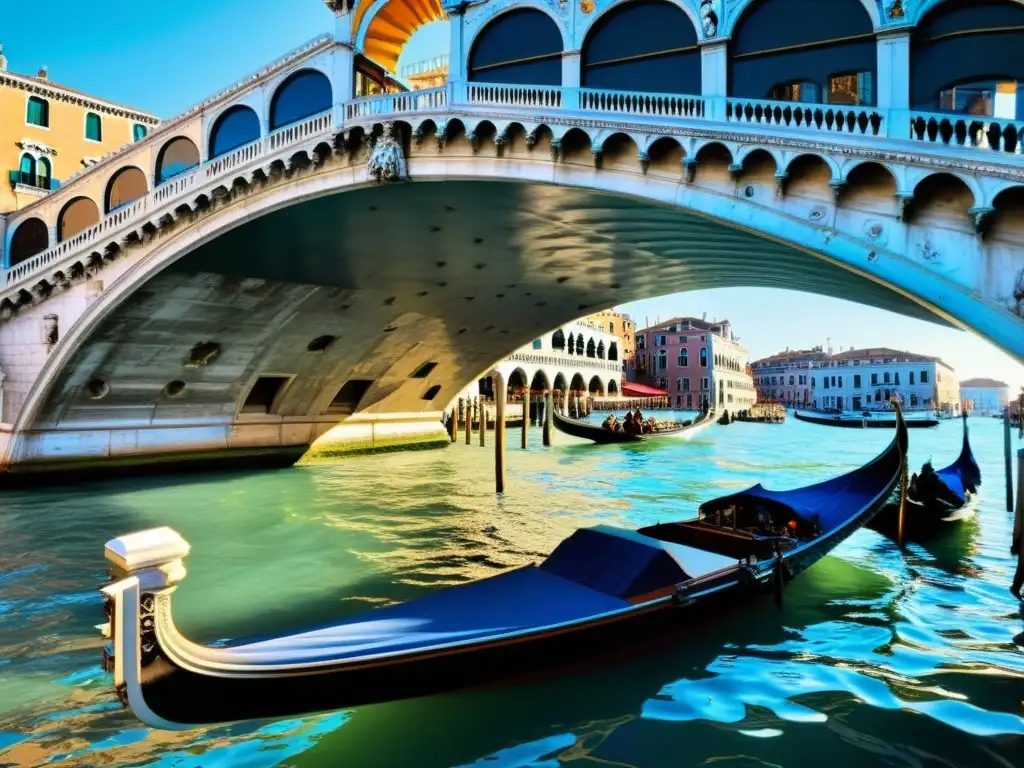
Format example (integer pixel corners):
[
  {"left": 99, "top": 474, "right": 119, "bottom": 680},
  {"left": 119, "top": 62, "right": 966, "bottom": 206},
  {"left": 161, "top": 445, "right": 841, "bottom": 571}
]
[
  {"left": 36, "top": 157, "right": 51, "bottom": 189},
  {"left": 133, "top": 124, "right": 148, "bottom": 142},
  {"left": 105, "top": 166, "right": 148, "bottom": 213},
  {"left": 609, "top": 341, "right": 618, "bottom": 361},
  {"left": 582, "top": 0, "right": 701, "bottom": 94},
  {"left": 575, "top": 335, "right": 585, "bottom": 355},
  {"left": 552, "top": 329, "right": 566, "bottom": 350},
  {"left": 17, "top": 154, "right": 35, "bottom": 186},
  {"left": 26, "top": 96, "right": 49, "bottom": 127},
  {"left": 9, "top": 217, "right": 49, "bottom": 266},
  {"left": 156, "top": 136, "right": 201, "bottom": 185},
  {"left": 699, "top": 347, "right": 708, "bottom": 367},
  {"left": 468, "top": 8, "right": 563, "bottom": 85},
  {"left": 85, "top": 112, "right": 102, "bottom": 142},
  {"left": 209, "top": 105, "right": 261, "bottom": 159},
  {"left": 270, "top": 69, "right": 332, "bottom": 131}
]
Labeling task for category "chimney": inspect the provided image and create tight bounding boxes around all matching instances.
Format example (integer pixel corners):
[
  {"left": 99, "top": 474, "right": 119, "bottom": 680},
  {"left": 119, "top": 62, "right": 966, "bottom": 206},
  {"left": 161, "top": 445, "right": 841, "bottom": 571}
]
[
  {"left": 0, "top": 44, "right": 7, "bottom": 72},
  {"left": 37, "top": 65, "right": 48, "bottom": 80},
  {"left": 702, "top": 311, "right": 707, "bottom": 321}
]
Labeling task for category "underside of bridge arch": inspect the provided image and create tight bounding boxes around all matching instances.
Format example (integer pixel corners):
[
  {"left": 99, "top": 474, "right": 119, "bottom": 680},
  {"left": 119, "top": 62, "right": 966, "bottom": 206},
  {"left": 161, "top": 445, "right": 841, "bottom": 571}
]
[{"left": 3, "top": 178, "right": 985, "bottom": 478}]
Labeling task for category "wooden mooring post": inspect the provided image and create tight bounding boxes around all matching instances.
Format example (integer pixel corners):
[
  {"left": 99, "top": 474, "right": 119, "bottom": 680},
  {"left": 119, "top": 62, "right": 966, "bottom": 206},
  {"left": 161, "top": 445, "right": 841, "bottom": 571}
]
[
  {"left": 522, "top": 390, "right": 530, "bottom": 450},
  {"left": 494, "top": 374, "right": 506, "bottom": 494},
  {"left": 544, "top": 391, "right": 553, "bottom": 447},
  {"left": 479, "top": 399, "right": 486, "bottom": 447},
  {"left": 465, "top": 397, "right": 472, "bottom": 445},
  {"left": 1006, "top": 407, "right": 1014, "bottom": 512}
]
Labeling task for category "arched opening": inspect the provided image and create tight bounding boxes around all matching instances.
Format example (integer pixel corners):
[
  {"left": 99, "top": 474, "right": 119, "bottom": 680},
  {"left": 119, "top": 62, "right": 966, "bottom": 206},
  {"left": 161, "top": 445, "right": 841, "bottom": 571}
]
[
  {"left": 596, "top": 340, "right": 605, "bottom": 359},
  {"left": 656, "top": 349, "right": 667, "bottom": 371},
  {"left": 553, "top": 373, "right": 568, "bottom": 391},
  {"left": 586, "top": 338, "right": 597, "bottom": 358},
  {"left": 730, "top": 0, "right": 876, "bottom": 105},
  {"left": 582, "top": 0, "right": 701, "bottom": 94},
  {"left": 507, "top": 368, "right": 528, "bottom": 394},
  {"left": 530, "top": 370, "right": 550, "bottom": 391},
  {"left": 570, "top": 373, "right": 586, "bottom": 392},
  {"left": 133, "top": 124, "right": 148, "bottom": 142},
  {"left": 551, "top": 329, "right": 566, "bottom": 350},
  {"left": 575, "top": 335, "right": 585, "bottom": 355},
  {"left": 608, "top": 379, "right": 619, "bottom": 395},
  {"left": 16, "top": 154, "right": 35, "bottom": 187},
  {"left": 105, "top": 166, "right": 148, "bottom": 213},
  {"left": 86, "top": 112, "right": 102, "bottom": 142},
  {"left": 156, "top": 137, "right": 201, "bottom": 185},
  {"left": 913, "top": 0, "right": 1024, "bottom": 118},
  {"left": 469, "top": 9, "right": 563, "bottom": 85},
  {"left": 588, "top": 375, "right": 605, "bottom": 396},
  {"left": 209, "top": 106, "right": 261, "bottom": 160},
  {"left": 362, "top": 0, "right": 448, "bottom": 74},
  {"left": 36, "top": 157, "right": 51, "bottom": 189},
  {"left": 9, "top": 218, "right": 49, "bottom": 266},
  {"left": 679, "top": 347, "right": 688, "bottom": 367},
  {"left": 700, "top": 347, "right": 708, "bottom": 367},
  {"left": 567, "top": 331, "right": 575, "bottom": 354},
  {"left": 270, "top": 69, "right": 332, "bottom": 130},
  {"left": 58, "top": 197, "right": 100, "bottom": 241},
  {"left": 609, "top": 341, "right": 619, "bottom": 361}
]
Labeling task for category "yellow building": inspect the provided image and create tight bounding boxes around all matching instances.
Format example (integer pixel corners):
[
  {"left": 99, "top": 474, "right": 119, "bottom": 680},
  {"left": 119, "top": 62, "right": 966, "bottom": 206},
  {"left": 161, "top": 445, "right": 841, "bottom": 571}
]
[
  {"left": 0, "top": 48, "right": 159, "bottom": 216},
  {"left": 401, "top": 54, "right": 448, "bottom": 91},
  {"left": 586, "top": 309, "right": 636, "bottom": 368}
]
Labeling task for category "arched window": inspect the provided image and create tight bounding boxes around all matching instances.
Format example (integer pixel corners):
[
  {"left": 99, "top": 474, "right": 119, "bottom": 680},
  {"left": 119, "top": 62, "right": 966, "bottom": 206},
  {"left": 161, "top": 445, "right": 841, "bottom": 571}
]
[
  {"left": 9, "top": 218, "right": 49, "bottom": 266},
  {"left": 730, "top": 0, "right": 875, "bottom": 105},
  {"left": 582, "top": 0, "right": 701, "bottom": 94},
  {"left": 700, "top": 347, "right": 708, "bottom": 367},
  {"left": 552, "top": 329, "right": 566, "bottom": 350},
  {"left": 657, "top": 350, "right": 667, "bottom": 371},
  {"left": 567, "top": 332, "right": 575, "bottom": 355},
  {"left": 914, "top": 1, "right": 1024, "bottom": 116},
  {"left": 469, "top": 9, "right": 563, "bottom": 85},
  {"left": 156, "top": 137, "right": 201, "bottom": 184},
  {"left": 209, "top": 106, "right": 260, "bottom": 159},
  {"left": 105, "top": 166, "right": 148, "bottom": 213},
  {"left": 609, "top": 342, "right": 618, "bottom": 361},
  {"left": 26, "top": 96, "right": 49, "bottom": 127},
  {"left": 597, "top": 341, "right": 605, "bottom": 359},
  {"left": 586, "top": 338, "right": 596, "bottom": 358},
  {"left": 576, "top": 335, "right": 585, "bottom": 355},
  {"left": 679, "top": 348, "right": 688, "bottom": 367},
  {"left": 270, "top": 70, "right": 332, "bottom": 130},
  {"left": 37, "top": 157, "right": 51, "bottom": 189},
  {"left": 17, "top": 154, "right": 35, "bottom": 186},
  {"left": 676, "top": 378, "right": 682, "bottom": 391},
  {"left": 133, "top": 124, "right": 148, "bottom": 142},
  {"left": 58, "top": 196, "right": 100, "bottom": 241},
  {"left": 85, "top": 112, "right": 102, "bottom": 142},
  {"left": 609, "top": 379, "right": 618, "bottom": 395}
]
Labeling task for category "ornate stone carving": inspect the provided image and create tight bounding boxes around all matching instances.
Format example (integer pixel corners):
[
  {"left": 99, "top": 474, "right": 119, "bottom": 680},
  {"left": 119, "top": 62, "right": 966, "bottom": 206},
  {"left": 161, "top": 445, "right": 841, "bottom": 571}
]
[
  {"left": 591, "top": 144, "right": 603, "bottom": 168},
  {"left": 1013, "top": 269, "right": 1024, "bottom": 317},
  {"left": 887, "top": 0, "right": 905, "bottom": 21},
  {"left": 829, "top": 180, "right": 846, "bottom": 203},
  {"left": 864, "top": 220, "right": 884, "bottom": 240},
  {"left": 322, "top": 0, "right": 351, "bottom": 12},
  {"left": 682, "top": 158, "right": 698, "bottom": 183},
  {"left": 550, "top": 138, "right": 562, "bottom": 162},
  {"left": 809, "top": 207, "right": 826, "bottom": 222},
  {"left": 17, "top": 140, "right": 57, "bottom": 156},
  {"left": 368, "top": 123, "right": 407, "bottom": 183},
  {"left": 700, "top": 0, "right": 719, "bottom": 38},
  {"left": 525, "top": 130, "right": 538, "bottom": 148},
  {"left": 638, "top": 150, "right": 650, "bottom": 175},
  {"left": 494, "top": 132, "right": 507, "bottom": 156},
  {"left": 185, "top": 341, "right": 220, "bottom": 368},
  {"left": 774, "top": 172, "right": 789, "bottom": 199},
  {"left": 895, "top": 192, "right": 914, "bottom": 222},
  {"left": 139, "top": 593, "right": 158, "bottom": 667},
  {"left": 917, "top": 235, "right": 940, "bottom": 263},
  {"left": 728, "top": 163, "right": 743, "bottom": 180},
  {"left": 968, "top": 206, "right": 995, "bottom": 237}
]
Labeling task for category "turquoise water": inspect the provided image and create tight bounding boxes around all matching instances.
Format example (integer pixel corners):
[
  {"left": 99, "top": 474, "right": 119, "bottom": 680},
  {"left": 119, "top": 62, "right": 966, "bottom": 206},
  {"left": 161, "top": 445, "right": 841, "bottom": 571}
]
[{"left": 1, "top": 415, "right": 1022, "bottom": 767}]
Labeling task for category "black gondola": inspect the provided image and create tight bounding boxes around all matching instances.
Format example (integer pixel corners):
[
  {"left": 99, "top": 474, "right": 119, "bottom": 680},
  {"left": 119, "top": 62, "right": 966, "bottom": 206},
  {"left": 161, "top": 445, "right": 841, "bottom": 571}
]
[
  {"left": 794, "top": 410, "right": 938, "bottom": 429},
  {"left": 551, "top": 405, "right": 714, "bottom": 444},
  {"left": 99, "top": 408, "right": 906, "bottom": 730},
  {"left": 870, "top": 412, "right": 980, "bottom": 538}
]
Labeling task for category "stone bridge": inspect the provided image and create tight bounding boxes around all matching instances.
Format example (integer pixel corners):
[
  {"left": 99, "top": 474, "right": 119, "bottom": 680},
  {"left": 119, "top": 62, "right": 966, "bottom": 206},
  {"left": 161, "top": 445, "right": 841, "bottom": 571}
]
[{"left": 0, "top": 0, "right": 1023, "bottom": 479}]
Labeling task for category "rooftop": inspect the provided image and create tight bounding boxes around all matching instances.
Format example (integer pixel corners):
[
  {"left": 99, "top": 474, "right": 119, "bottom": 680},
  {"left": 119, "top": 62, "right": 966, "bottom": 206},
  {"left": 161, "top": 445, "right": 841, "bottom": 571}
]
[
  {"left": 1, "top": 66, "right": 159, "bottom": 123},
  {"left": 639, "top": 316, "right": 729, "bottom": 333},
  {"left": 960, "top": 377, "right": 1010, "bottom": 389}
]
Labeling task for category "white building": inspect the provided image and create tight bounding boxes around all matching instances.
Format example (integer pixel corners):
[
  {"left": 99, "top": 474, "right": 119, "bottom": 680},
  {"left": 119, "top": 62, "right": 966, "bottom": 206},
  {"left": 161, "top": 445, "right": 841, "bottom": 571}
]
[
  {"left": 752, "top": 347, "right": 959, "bottom": 413},
  {"left": 455, "top": 318, "right": 622, "bottom": 403},
  {"left": 960, "top": 378, "right": 1011, "bottom": 414}
]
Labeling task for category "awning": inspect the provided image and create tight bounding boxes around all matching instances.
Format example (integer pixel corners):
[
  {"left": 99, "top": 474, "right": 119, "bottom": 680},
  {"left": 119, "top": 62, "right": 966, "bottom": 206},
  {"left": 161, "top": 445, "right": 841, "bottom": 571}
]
[{"left": 621, "top": 382, "right": 669, "bottom": 397}]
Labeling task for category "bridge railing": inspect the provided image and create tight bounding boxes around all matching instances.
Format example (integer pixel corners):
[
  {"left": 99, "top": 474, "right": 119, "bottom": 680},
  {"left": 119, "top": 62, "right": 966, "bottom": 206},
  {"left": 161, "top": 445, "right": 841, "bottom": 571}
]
[
  {"left": 5, "top": 110, "right": 333, "bottom": 291},
  {"left": 345, "top": 86, "right": 448, "bottom": 120},
  {"left": 908, "top": 109, "right": 1024, "bottom": 156},
  {"left": 579, "top": 88, "right": 705, "bottom": 119},
  {"left": 724, "top": 96, "right": 884, "bottom": 136}
]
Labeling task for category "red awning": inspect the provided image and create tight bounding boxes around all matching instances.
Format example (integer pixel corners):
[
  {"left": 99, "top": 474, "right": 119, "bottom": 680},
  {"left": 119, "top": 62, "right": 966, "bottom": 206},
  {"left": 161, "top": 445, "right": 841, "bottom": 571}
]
[{"left": 621, "top": 382, "right": 669, "bottom": 397}]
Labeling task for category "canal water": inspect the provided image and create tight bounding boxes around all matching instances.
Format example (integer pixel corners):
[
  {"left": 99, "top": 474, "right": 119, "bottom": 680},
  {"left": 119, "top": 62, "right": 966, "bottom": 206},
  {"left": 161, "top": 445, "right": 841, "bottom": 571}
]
[{"left": 1, "top": 415, "right": 1022, "bottom": 767}]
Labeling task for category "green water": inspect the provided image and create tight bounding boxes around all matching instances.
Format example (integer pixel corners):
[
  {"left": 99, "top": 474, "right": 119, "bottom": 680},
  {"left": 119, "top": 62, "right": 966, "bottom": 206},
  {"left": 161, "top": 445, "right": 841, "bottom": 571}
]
[{"left": 1, "top": 416, "right": 1022, "bottom": 767}]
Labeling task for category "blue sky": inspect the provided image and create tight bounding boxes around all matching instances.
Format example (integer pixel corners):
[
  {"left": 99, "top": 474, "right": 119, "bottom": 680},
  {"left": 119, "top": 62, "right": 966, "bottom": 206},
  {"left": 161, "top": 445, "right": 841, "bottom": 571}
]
[{"left": 4, "top": 2, "right": 1020, "bottom": 391}]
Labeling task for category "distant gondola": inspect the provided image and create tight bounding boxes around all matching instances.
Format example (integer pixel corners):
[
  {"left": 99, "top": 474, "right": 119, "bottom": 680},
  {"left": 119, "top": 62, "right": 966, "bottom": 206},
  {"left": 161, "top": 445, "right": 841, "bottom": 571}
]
[
  {"left": 870, "top": 412, "right": 980, "bottom": 538},
  {"left": 551, "top": 405, "right": 714, "bottom": 444},
  {"left": 794, "top": 410, "right": 938, "bottom": 429},
  {"left": 99, "top": 409, "right": 907, "bottom": 729}
]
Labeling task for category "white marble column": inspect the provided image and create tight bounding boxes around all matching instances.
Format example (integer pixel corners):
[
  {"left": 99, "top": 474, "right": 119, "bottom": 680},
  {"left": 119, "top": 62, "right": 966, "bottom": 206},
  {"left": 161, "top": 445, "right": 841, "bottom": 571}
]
[
  {"left": 877, "top": 30, "right": 911, "bottom": 135},
  {"left": 448, "top": 7, "right": 468, "bottom": 102},
  {"left": 700, "top": 41, "right": 728, "bottom": 119},
  {"left": 330, "top": 7, "right": 355, "bottom": 125},
  {"left": 562, "top": 51, "right": 581, "bottom": 109}
]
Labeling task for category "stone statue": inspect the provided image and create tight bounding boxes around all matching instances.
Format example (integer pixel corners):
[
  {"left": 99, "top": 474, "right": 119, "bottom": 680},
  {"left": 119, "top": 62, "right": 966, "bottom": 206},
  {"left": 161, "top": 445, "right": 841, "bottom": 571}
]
[
  {"left": 700, "top": 0, "right": 718, "bottom": 38},
  {"left": 367, "top": 122, "right": 407, "bottom": 184}
]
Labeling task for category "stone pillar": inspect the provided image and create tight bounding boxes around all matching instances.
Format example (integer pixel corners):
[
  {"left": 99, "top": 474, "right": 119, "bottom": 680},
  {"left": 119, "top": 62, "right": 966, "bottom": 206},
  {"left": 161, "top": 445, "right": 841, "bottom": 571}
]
[
  {"left": 448, "top": 6, "right": 468, "bottom": 101},
  {"left": 329, "top": 4, "right": 355, "bottom": 126},
  {"left": 877, "top": 30, "right": 911, "bottom": 136},
  {"left": 700, "top": 41, "right": 728, "bottom": 120},
  {"left": 562, "top": 51, "right": 581, "bottom": 109}
]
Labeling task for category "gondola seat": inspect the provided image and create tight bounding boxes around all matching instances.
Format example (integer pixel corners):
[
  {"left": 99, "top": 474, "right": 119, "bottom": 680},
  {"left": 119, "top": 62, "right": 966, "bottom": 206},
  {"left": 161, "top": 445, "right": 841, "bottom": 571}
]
[
  {"left": 540, "top": 525, "right": 736, "bottom": 599},
  {"left": 226, "top": 566, "right": 630, "bottom": 663}
]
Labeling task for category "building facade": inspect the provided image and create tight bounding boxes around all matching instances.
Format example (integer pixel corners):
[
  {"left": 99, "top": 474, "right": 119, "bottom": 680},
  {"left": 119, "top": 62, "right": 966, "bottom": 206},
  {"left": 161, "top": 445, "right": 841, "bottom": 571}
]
[
  {"left": 634, "top": 317, "right": 755, "bottom": 412},
  {"left": 959, "top": 378, "right": 1011, "bottom": 414},
  {"left": 586, "top": 309, "right": 636, "bottom": 374},
  {"left": 0, "top": 50, "right": 159, "bottom": 216},
  {"left": 400, "top": 54, "right": 448, "bottom": 90},
  {"left": 752, "top": 347, "right": 960, "bottom": 413}
]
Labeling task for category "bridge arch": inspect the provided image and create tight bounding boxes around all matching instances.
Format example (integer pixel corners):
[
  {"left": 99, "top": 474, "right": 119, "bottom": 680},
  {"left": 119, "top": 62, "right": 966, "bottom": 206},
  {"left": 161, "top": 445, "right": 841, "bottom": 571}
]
[
  {"left": 468, "top": 7, "right": 564, "bottom": 85},
  {"left": 588, "top": 375, "right": 605, "bottom": 396},
  {"left": 57, "top": 196, "right": 100, "bottom": 242},
  {"left": 728, "top": 0, "right": 877, "bottom": 104},
  {"left": 8, "top": 218, "right": 48, "bottom": 266},
  {"left": 581, "top": 0, "right": 701, "bottom": 94},
  {"left": 270, "top": 69, "right": 332, "bottom": 131},
  {"left": 156, "top": 137, "right": 201, "bottom": 186},
  {"left": 552, "top": 373, "right": 568, "bottom": 392},
  {"left": 911, "top": 0, "right": 1024, "bottom": 114},
  {"left": 570, "top": 373, "right": 586, "bottom": 392},
  {"left": 608, "top": 379, "right": 619, "bottom": 395},
  {"left": 105, "top": 166, "right": 148, "bottom": 213},
  {"left": 354, "top": 0, "right": 446, "bottom": 72},
  {"left": 530, "top": 369, "right": 550, "bottom": 391},
  {"left": 721, "top": 0, "right": 880, "bottom": 38},
  {"left": 209, "top": 105, "right": 261, "bottom": 160}
]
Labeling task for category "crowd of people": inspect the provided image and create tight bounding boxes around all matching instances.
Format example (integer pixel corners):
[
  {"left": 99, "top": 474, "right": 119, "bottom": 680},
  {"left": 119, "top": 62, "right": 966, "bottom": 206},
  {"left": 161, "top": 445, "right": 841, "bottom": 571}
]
[{"left": 601, "top": 408, "right": 679, "bottom": 436}]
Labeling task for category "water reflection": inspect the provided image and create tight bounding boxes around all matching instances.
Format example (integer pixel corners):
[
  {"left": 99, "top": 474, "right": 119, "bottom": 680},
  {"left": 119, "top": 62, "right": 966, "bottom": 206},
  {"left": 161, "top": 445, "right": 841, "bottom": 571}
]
[{"left": 0, "top": 418, "right": 1022, "bottom": 766}]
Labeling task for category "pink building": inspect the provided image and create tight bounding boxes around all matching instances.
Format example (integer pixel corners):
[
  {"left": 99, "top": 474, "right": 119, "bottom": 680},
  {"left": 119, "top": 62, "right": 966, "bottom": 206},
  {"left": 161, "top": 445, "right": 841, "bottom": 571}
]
[{"left": 632, "top": 317, "right": 756, "bottom": 412}]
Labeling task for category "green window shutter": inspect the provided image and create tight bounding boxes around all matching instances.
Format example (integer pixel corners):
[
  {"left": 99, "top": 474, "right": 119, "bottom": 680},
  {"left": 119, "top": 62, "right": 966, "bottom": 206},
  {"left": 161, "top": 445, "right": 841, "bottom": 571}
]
[
  {"left": 86, "top": 113, "right": 102, "bottom": 141},
  {"left": 27, "top": 97, "right": 49, "bottom": 127},
  {"left": 133, "top": 124, "right": 147, "bottom": 141}
]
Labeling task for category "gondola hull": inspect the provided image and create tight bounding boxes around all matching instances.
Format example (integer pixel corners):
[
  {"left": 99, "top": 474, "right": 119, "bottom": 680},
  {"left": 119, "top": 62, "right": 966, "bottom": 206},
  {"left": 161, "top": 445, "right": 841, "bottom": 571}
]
[
  {"left": 551, "top": 407, "right": 713, "bottom": 444},
  {"left": 794, "top": 411, "right": 938, "bottom": 429}
]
